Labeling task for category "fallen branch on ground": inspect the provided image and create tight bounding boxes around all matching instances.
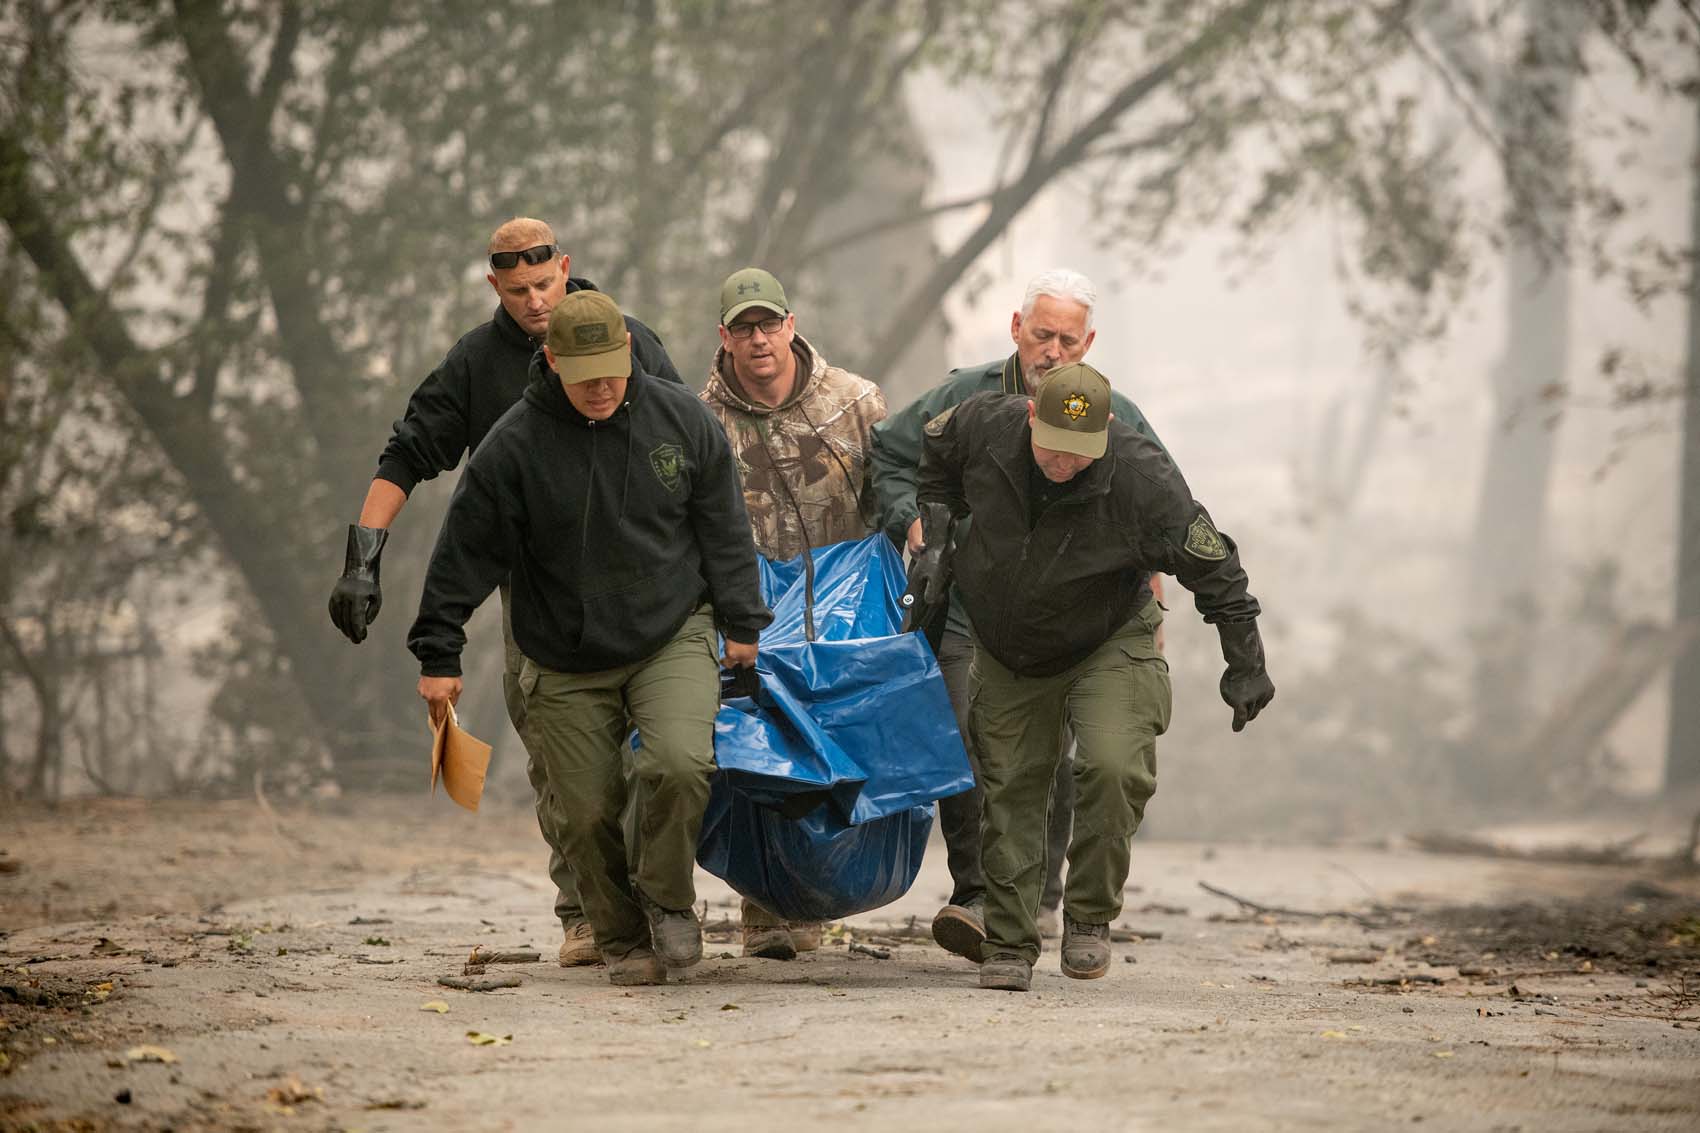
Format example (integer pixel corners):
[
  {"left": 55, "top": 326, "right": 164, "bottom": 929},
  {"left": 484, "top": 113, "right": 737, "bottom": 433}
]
[
  {"left": 1197, "top": 881, "right": 1391, "bottom": 928},
  {"left": 438, "top": 975, "right": 521, "bottom": 992},
  {"left": 467, "top": 948, "right": 540, "bottom": 965}
]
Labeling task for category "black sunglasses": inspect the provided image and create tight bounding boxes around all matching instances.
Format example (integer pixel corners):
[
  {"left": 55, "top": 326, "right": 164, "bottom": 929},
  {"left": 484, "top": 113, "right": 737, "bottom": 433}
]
[{"left": 488, "top": 243, "right": 558, "bottom": 269}]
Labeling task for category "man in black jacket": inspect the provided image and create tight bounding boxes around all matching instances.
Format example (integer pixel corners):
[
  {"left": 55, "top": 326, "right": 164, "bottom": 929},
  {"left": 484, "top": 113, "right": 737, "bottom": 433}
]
[
  {"left": 329, "top": 217, "right": 682, "bottom": 968},
  {"left": 409, "top": 289, "right": 771, "bottom": 986},
  {"left": 917, "top": 362, "right": 1274, "bottom": 993}
]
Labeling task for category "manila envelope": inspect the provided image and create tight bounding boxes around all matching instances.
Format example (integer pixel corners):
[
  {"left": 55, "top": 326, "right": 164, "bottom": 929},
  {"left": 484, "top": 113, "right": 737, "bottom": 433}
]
[{"left": 428, "top": 702, "right": 493, "bottom": 812}]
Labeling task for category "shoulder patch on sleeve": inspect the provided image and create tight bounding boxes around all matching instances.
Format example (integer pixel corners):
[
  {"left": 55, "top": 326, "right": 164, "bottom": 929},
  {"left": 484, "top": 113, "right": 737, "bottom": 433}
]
[
  {"left": 1184, "top": 512, "right": 1228, "bottom": 561},
  {"left": 923, "top": 403, "right": 958, "bottom": 437}
]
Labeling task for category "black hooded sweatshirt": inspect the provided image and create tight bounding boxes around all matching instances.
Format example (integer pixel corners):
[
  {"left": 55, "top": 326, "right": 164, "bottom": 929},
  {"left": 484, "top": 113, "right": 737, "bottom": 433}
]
[
  {"left": 408, "top": 358, "right": 772, "bottom": 678},
  {"left": 375, "top": 277, "right": 683, "bottom": 496}
]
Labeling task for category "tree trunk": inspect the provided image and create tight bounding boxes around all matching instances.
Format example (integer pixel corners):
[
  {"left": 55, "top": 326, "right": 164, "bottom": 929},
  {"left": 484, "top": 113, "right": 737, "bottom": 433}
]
[
  {"left": 1465, "top": 2, "right": 1582, "bottom": 770},
  {"left": 1666, "top": 95, "right": 1700, "bottom": 790}
]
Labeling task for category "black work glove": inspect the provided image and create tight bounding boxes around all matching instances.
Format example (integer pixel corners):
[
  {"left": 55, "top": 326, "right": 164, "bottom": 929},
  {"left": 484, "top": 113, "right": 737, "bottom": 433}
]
[
  {"left": 328, "top": 524, "right": 389, "bottom": 644},
  {"left": 912, "top": 502, "right": 956, "bottom": 609},
  {"left": 1216, "top": 619, "right": 1274, "bottom": 732}
]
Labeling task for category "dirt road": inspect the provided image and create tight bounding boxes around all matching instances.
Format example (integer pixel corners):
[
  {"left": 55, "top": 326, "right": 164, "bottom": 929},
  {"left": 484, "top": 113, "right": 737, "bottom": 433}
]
[{"left": 3, "top": 798, "right": 1697, "bottom": 1131}]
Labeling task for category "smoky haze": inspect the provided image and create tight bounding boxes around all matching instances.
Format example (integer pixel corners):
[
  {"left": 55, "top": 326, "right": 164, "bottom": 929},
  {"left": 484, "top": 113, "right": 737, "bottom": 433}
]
[{"left": 0, "top": 2, "right": 1695, "bottom": 844}]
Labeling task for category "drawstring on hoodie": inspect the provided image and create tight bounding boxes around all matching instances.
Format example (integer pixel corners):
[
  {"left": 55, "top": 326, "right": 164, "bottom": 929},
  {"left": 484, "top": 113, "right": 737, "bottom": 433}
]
[
  {"left": 580, "top": 427, "right": 599, "bottom": 563},
  {"left": 578, "top": 399, "right": 635, "bottom": 568},
  {"left": 754, "top": 418, "right": 817, "bottom": 642}
]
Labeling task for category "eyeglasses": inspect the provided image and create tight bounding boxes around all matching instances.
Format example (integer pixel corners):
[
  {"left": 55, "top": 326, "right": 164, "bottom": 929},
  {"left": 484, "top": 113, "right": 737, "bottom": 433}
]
[
  {"left": 488, "top": 243, "right": 558, "bottom": 269},
  {"left": 725, "top": 315, "right": 787, "bottom": 339}
]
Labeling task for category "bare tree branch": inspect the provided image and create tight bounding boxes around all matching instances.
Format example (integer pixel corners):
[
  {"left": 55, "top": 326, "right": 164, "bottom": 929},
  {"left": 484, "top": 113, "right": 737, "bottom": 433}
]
[
  {"left": 171, "top": 0, "right": 364, "bottom": 485},
  {"left": 862, "top": 0, "right": 1276, "bottom": 381},
  {"left": 100, "top": 122, "right": 202, "bottom": 301},
  {"left": 1024, "top": 4, "right": 1094, "bottom": 171},
  {"left": 796, "top": 187, "right": 1001, "bottom": 265}
]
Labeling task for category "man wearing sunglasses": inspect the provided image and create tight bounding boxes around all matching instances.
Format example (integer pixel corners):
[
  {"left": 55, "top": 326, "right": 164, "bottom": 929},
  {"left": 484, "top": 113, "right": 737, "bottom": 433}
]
[
  {"left": 699, "top": 267, "right": 887, "bottom": 961},
  {"left": 328, "top": 217, "right": 683, "bottom": 970}
]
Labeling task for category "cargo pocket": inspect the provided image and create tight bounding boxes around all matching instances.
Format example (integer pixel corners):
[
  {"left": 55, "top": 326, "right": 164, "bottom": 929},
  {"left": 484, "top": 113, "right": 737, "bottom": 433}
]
[
  {"left": 507, "top": 654, "right": 541, "bottom": 734},
  {"left": 1116, "top": 643, "right": 1172, "bottom": 737}
]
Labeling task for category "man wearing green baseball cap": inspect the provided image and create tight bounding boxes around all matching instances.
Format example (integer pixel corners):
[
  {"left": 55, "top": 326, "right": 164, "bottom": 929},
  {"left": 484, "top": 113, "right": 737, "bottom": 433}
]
[
  {"left": 700, "top": 266, "right": 888, "bottom": 959},
  {"left": 916, "top": 361, "right": 1275, "bottom": 993},
  {"left": 329, "top": 217, "right": 685, "bottom": 971},
  {"left": 870, "top": 269, "right": 1170, "bottom": 963},
  {"left": 409, "top": 289, "right": 772, "bottom": 986}
]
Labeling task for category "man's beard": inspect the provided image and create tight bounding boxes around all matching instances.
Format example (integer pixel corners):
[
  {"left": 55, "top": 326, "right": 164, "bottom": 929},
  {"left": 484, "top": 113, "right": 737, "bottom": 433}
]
[{"left": 1021, "top": 360, "right": 1048, "bottom": 394}]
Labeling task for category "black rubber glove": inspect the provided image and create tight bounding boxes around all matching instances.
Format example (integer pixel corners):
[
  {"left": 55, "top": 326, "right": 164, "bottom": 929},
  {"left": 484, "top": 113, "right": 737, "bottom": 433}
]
[
  {"left": 913, "top": 502, "right": 957, "bottom": 610},
  {"left": 328, "top": 525, "right": 389, "bottom": 644},
  {"left": 1217, "top": 619, "right": 1274, "bottom": 732},
  {"left": 901, "top": 502, "right": 957, "bottom": 650}
]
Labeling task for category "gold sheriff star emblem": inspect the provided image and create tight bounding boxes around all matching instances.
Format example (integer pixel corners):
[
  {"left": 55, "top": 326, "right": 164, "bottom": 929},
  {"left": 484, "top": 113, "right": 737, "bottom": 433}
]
[{"left": 1062, "top": 393, "right": 1090, "bottom": 421}]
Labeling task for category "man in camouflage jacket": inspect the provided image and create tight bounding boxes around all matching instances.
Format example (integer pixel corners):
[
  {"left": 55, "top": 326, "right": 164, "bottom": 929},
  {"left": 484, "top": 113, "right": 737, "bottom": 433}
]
[{"left": 700, "top": 267, "right": 887, "bottom": 957}]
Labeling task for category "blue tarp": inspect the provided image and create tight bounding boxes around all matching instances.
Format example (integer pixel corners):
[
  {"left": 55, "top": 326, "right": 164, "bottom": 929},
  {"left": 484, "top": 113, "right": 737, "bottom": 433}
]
[{"left": 696, "top": 534, "right": 974, "bottom": 922}]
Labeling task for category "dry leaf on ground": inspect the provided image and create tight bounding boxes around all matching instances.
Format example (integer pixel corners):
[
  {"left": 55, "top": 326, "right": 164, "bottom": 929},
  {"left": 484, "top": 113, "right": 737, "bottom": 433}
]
[{"left": 124, "top": 1045, "right": 178, "bottom": 1064}]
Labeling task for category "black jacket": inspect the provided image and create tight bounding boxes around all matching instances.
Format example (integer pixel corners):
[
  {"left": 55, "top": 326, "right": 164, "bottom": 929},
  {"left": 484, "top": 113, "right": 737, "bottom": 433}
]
[
  {"left": 375, "top": 278, "right": 682, "bottom": 495},
  {"left": 407, "top": 363, "right": 772, "bottom": 677},
  {"left": 918, "top": 391, "right": 1259, "bottom": 677}
]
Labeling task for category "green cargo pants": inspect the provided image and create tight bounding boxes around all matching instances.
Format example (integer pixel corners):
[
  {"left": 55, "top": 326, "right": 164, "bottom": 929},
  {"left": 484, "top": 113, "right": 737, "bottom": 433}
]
[
  {"left": 516, "top": 607, "right": 721, "bottom": 959},
  {"left": 500, "top": 585, "right": 585, "bottom": 930},
  {"left": 970, "top": 598, "right": 1171, "bottom": 965}
]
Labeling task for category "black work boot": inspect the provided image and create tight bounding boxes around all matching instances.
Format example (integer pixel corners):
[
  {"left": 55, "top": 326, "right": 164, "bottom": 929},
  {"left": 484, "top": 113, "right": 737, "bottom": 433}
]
[
  {"left": 1060, "top": 914, "right": 1111, "bottom": 979},
  {"left": 931, "top": 898, "right": 986, "bottom": 962},
  {"left": 638, "top": 893, "right": 702, "bottom": 969},
  {"left": 978, "top": 950, "right": 1032, "bottom": 992}
]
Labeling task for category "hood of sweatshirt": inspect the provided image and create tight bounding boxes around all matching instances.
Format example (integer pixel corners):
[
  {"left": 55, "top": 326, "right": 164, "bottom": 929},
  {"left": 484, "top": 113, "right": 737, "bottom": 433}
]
[{"left": 702, "top": 335, "right": 824, "bottom": 417}]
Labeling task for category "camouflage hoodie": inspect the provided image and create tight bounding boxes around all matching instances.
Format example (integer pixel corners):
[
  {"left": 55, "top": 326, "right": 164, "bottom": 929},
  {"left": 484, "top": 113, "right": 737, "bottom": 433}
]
[{"left": 701, "top": 335, "right": 887, "bottom": 561}]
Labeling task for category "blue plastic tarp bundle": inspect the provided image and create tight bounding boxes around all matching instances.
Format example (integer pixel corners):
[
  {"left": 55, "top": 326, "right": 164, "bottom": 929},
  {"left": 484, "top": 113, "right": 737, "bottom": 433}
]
[{"left": 696, "top": 534, "right": 974, "bottom": 922}]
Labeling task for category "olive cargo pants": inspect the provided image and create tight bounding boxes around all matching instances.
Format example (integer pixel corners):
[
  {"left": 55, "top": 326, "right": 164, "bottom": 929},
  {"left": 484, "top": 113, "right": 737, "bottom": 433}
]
[
  {"left": 516, "top": 607, "right": 721, "bottom": 958},
  {"left": 936, "top": 628, "right": 1074, "bottom": 910},
  {"left": 500, "top": 585, "right": 586, "bottom": 930},
  {"left": 970, "top": 599, "right": 1172, "bottom": 965}
]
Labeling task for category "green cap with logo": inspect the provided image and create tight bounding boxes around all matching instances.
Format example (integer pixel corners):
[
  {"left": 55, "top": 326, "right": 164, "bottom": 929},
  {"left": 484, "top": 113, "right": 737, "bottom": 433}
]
[
  {"left": 545, "top": 291, "right": 631, "bottom": 384},
  {"left": 719, "top": 267, "right": 789, "bottom": 325},
  {"left": 1032, "top": 361, "right": 1112, "bottom": 459}
]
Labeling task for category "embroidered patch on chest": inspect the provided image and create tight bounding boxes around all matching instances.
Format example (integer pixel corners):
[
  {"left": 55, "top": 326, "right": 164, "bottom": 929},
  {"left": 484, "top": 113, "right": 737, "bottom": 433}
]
[
  {"left": 923, "top": 404, "right": 957, "bottom": 437},
  {"left": 649, "top": 442, "right": 684, "bottom": 491},
  {"left": 1184, "top": 512, "right": 1228, "bottom": 561}
]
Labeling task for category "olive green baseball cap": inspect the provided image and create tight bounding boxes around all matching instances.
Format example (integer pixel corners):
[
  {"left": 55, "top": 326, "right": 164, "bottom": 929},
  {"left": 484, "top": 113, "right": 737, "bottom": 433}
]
[
  {"left": 1032, "top": 362, "right": 1112, "bottom": 458},
  {"left": 719, "top": 267, "right": 788, "bottom": 324},
  {"left": 545, "top": 291, "right": 631, "bottom": 384}
]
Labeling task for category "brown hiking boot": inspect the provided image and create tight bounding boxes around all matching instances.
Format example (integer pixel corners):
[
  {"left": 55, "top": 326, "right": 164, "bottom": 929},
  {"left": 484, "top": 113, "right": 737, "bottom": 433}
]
[
  {"left": 605, "top": 946, "right": 666, "bottom": 987},
  {"left": 742, "top": 922, "right": 797, "bottom": 960},
  {"left": 979, "top": 950, "right": 1032, "bottom": 992},
  {"left": 557, "top": 920, "right": 600, "bottom": 967},
  {"left": 789, "top": 921, "right": 823, "bottom": 953},
  {"left": 1060, "top": 914, "right": 1110, "bottom": 979},
  {"left": 931, "top": 900, "right": 986, "bottom": 962}
]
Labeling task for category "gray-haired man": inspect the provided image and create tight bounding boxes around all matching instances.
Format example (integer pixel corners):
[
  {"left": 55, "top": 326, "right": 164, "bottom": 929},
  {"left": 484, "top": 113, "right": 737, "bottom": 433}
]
[{"left": 869, "top": 269, "right": 1168, "bottom": 962}]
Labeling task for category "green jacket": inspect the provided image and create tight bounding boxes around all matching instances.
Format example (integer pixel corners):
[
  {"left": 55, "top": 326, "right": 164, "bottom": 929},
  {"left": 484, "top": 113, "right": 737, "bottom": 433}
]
[
  {"left": 918, "top": 390, "right": 1257, "bottom": 677},
  {"left": 869, "top": 353, "right": 1167, "bottom": 636}
]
